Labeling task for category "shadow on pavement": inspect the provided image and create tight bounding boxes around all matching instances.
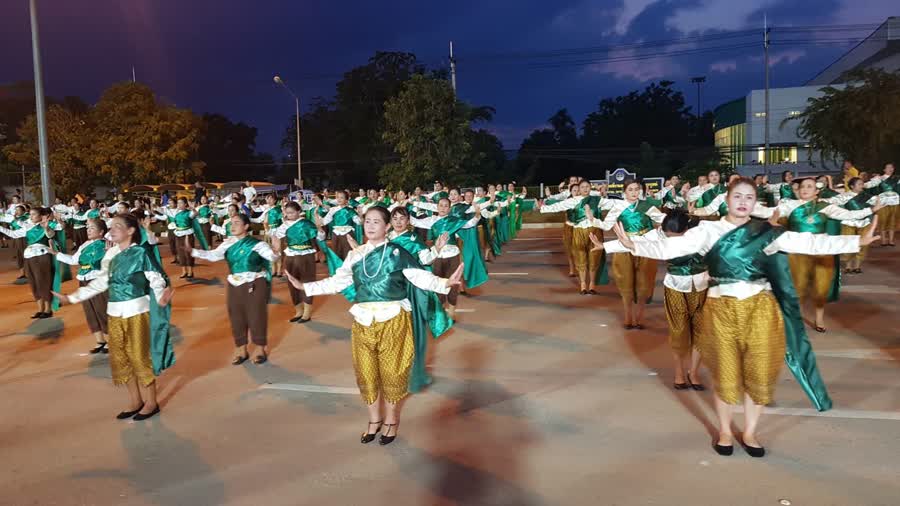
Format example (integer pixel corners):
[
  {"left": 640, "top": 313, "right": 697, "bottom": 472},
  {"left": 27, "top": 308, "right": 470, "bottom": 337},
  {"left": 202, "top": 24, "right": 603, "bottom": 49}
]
[{"left": 390, "top": 342, "right": 546, "bottom": 506}]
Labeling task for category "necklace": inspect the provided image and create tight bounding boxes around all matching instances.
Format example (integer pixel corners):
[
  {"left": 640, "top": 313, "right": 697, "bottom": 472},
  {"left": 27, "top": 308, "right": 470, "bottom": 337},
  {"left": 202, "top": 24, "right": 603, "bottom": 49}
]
[{"left": 362, "top": 242, "right": 389, "bottom": 279}]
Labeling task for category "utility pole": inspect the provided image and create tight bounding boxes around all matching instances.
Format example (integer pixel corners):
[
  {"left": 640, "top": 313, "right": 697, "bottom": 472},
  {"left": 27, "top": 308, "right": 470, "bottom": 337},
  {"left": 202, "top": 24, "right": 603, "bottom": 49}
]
[
  {"left": 29, "top": 0, "right": 52, "bottom": 206},
  {"left": 764, "top": 15, "right": 771, "bottom": 177},
  {"left": 449, "top": 41, "right": 457, "bottom": 94},
  {"left": 690, "top": 76, "right": 706, "bottom": 130},
  {"left": 273, "top": 76, "right": 303, "bottom": 189}
]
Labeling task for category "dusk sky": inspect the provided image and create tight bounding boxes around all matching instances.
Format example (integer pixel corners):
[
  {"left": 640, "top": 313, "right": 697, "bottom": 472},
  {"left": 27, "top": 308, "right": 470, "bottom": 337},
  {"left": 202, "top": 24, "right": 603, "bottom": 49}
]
[{"left": 2, "top": 0, "right": 895, "bottom": 161}]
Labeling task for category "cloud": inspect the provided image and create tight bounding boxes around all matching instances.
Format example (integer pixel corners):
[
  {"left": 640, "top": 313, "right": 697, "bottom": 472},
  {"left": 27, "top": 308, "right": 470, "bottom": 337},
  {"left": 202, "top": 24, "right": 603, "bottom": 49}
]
[
  {"left": 749, "top": 48, "right": 806, "bottom": 66},
  {"left": 709, "top": 60, "right": 737, "bottom": 73},
  {"left": 584, "top": 49, "right": 684, "bottom": 82},
  {"left": 665, "top": 0, "right": 779, "bottom": 33},
  {"left": 551, "top": 0, "right": 659, "bottom": 36}
]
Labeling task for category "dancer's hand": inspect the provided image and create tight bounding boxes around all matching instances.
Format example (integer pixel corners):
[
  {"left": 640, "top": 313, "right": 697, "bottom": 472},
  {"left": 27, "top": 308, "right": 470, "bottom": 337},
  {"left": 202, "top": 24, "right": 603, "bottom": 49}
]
[
  {"left": 860, "top": 216, "right": 881, "bottom": 246},
  {"left": 435, "top": 232, "right": 449, "bottom": 252},
  {"left": 687, "top": 200, "right": 697, "bottom": 215},
  {"left": 285, "top": 271, "right": 305, "bottom": 291},
  {"left": 346, "top": 235, "right": 359, "bottom": 249},
  {"left": 446, "top": 263, "right": 465, "bottom": 287},
  {"left": 768, "top": 208, "right": 782, "bottom": 227},
  {"left": 583, "top": 205, "right": 595, "bottom": 222},
  {"left": 871, "top": 197, "right": 884, "bottom": 214},
  {"left": 51, "top": 291, "right": 70, "bottom": 305},
  {"left": 544, "top": 187, "right": 551, "bottom": 197},
  {"left": 613, "top": 223, "right": 635, "bottom": 250},
  {"left": 158, "top": 286, "right": 175, "bottom": 306},
  {"left": 588, "top": 232, "right": 604, "bottom": 252}
]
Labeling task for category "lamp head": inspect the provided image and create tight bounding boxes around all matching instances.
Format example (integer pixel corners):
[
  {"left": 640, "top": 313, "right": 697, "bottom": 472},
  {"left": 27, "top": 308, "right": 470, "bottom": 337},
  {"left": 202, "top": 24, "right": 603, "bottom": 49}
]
[{"left": 273, "top": 75, "right": 283, "bottom": 84}]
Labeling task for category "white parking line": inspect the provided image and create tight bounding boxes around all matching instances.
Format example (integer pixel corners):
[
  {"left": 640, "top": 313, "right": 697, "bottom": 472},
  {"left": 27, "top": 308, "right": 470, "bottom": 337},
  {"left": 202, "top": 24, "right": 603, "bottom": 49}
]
[
  {"left": 514, "top": 238, "right": 557, "bottom": 241},
  {"left": 491, "top": 272, "right": 529, "bottom": 276},
  {"left": 733, "top": 406, "right": 900, "bottom": 421},
  {"left": 840, "top": 285, "right": 900, "bottom": 295},
  {"left": 454, "top": 309, "right": 476, "bottom": 313},
  {"left": 258, "top": 383, "right": 359, "bottom": 395},
  {"left": 816, "top": 349, "right": 898, "bottom": 361},
  {"left": 506, "top": 250, "right": 562, "bottom": 254}
]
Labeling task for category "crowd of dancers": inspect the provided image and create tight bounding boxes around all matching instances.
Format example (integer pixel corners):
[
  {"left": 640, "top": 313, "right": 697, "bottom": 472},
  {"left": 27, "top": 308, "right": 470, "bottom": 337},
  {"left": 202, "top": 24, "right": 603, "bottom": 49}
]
[{"left": 0, "top": 161, "right": 896, "bottom": 455}]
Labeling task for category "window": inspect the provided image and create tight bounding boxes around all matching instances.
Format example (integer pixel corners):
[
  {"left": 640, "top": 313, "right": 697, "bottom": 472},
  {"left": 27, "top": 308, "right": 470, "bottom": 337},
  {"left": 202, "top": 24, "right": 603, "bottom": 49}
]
[{"left": 753, "top": 112, "right": 767, "bottom": 118}]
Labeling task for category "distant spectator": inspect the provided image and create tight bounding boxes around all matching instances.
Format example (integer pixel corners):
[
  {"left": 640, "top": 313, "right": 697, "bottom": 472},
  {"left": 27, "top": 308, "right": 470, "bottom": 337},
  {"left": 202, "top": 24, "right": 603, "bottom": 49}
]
[
  {"left": 161, "top": 190, "right": 170, "bottom": 207},
  {"left": 842, "top": 159, "right": 859, "bottom": 187},
  {"left": 193, "top": 181, "right": 205, "bottom": 205},
  {"left": 241, "top": 181, "right": 257, "bottom": 205}
]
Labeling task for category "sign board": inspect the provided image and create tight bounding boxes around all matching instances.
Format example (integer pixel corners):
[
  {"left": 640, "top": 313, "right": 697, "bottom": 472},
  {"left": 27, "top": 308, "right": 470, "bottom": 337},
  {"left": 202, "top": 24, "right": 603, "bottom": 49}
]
[
  {"left": 289, "top": 189, "right": 315, "bottom": 204},
  {"left": 591, "top": 168, "right": 665, "bottom": 199}
]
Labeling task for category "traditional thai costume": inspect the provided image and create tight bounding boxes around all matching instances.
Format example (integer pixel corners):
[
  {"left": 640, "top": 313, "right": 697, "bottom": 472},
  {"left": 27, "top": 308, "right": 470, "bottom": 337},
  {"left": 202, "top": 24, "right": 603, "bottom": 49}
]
[
  {"left": 56, "top": 239, "right": 109, "bottom": 335},
  {"left": 864, "top": 174, "right": 899, "bottom": 237},
  {"left": 195, "top": 204, "right": 214, "bottom": 247},
  {"left": 613, "top": 218, "right": 861, "bottom": 409},
  {"left": 607, "top": 229, "right": 707, "bottom": 357},
  {"left": 540, "top": 195, "right": 613, "bottom": 287},
  {"left": 322, "top": 205, "right": 362, "bottom": 260},
  {"left": 0, "top": 219, "right": 68, "bottom": 309},
  {"left": 824, "top": 191, "right": 877, "bottom": 269},
  {"left": 272, "top": 218, "right": 325, "bottom": 320},
  {"left": 192, "top": 236, "right": 277, "bottom": 347},
  {"left": 751, "top": 199, "right": 872, "bottom": 308},
  {"left": 594, "top": 200, "right": 666, "bottom": 303},
  {"left": 302, "top": 241, "right": 453, "bottom": 403},
  {"left": 410, "top": 211, "right": 486, "bottom": 306},
  {"left": 68, "top": 244, "right": 173, "bottom": 386}
]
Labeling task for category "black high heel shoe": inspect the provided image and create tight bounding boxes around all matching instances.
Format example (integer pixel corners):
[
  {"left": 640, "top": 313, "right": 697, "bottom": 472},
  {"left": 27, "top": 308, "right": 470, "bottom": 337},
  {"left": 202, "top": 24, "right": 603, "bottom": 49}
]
[
  {"left": 90, "top": 342, "right": 108, "bottom": 354},
  {"left": 361, "top": 420, "right": 383, "bottom": 444},
  {"left": 713, "top": 443, "right": 734, "bottom": 456},
  {"left": 686, "top": 372, "right": 705, "bottom": 391},
  {"left": 379, "top": 423, "right": 398, "bottom": 445},
  {"left": 117, "top": 403, "right": 144, "bottom": 420},
  {"left": 741, "top": 439, "right": 766, "bottom": 458}
]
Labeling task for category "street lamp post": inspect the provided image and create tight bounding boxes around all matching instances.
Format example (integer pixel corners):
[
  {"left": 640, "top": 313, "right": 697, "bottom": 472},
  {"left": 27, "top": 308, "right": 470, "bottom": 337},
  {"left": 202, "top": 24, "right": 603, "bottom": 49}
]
[
  {"left": 273, "top": 75, "right": 302, "bottom": 189},
  {"left": 29, "top": 0, "right": 52, "bottom": 206}
]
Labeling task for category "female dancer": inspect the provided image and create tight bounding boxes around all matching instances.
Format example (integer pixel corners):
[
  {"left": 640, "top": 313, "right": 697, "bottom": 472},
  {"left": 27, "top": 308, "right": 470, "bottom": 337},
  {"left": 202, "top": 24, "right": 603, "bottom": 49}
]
[
  {"left": 606, "top": 177, "right": 878, "bottom": 457},
  {"left": 192, "top": 214, "right": 278, "bottom": 364},
  {"left": 272, "top": 201, "right": 323, "bottom": 324},
  {"left": 598, "top": 208, "right": 707, "bottom": 389},
  {"left": 540, "top": 180, "right": 612, "bottom": 294},
  {"left": 252, "top": 193, "right": 284, "bottom": 276},
  {"left": 195, "top": 195, "right": 214, "bottom": 248},
  {"left": 592, "top": 179, "right": 666, "bottom": 329},
  {"left": 54, "top": 213, "right": 175, "bottom": 421},
  {"left": 410, "top": 198, "right": 483, "bottom": 317},
  {"left": 749, "top": 178, "right": 879, "bottom": 332},
  {"left": 1, "top": 204, "right": 28, "bottom": 280},
  {"left": 286, "top": 206, "right": 461, "bottom": 445},
  {"left": 0, "top": 207, "right": 66, "bottom": 318},
  {"left": 865, "top": 163, "right": 897, "bottom": 247},
  {"left": 211, "top": 204, "right": 240, "bottom": 239},
  {"left": 322, "top": 190, "right": 362, "bottom": 260},
  {"left": 826, "top": 177, "right": 876, "bottom": 274},
  {"left": 54, "top": 218, "right": 109, "bottom": 353},
  {"left": 70, "top": 199, "right": 101, "bottom": 248}
]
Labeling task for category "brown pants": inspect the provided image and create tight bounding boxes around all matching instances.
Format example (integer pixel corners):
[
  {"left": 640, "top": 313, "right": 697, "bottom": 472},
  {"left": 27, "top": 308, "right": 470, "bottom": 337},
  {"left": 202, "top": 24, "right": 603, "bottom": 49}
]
[
  {"left": 80, "top": 279, "right": 109, "bottom": 334},
  {"left": 200, "top": 223, "right": 213, "bottom": 248},
  {"left": 24, "top": 254, "right": 53, "bottom": 302},
  {"left": 167, "top": 230, "right": 177, "bottom": 258},
  {"left": 72, "top": 227, "right": 88, "bottom": 249},
  {"left": 176, "top": 234, "right": 195, "bottom": 267},
  {"left": 611, "top": 251, "right": 658, "bottom": 303},
  {"left": 432, "top": 255, "right": 460, "bottom": 306},
  {"left": 332, "top": 233, "right": 353, "bottom": 260},
  {"left": 841, "top": 223, "right": 872, "bottom": 263},
  {"left": 13, "top": 237, "right": 25, "bottom": 269},
  {"left": 283, "top": 253, "right": 315, "bottom": 305},
  {"left": 227, "top": 278, "right": 268, "bottom": 346}
]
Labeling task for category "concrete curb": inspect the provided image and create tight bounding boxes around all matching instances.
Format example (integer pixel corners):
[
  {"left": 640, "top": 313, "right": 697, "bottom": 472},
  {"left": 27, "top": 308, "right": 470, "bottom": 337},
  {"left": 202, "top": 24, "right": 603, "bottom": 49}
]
[{"left": 522, "top": 222, "right": 564, "bottom": 229}]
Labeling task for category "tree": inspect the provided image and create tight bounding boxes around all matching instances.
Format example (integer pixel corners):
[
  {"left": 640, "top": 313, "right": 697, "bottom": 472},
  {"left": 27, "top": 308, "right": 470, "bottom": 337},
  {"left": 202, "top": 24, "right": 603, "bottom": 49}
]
[
  {"left": 198, "top": 113, "right": 260, "bottom": 181},
  {"left": 281, "top": 52, "right": 428, "bottom": 188},
  {"left": 517, "top": 109, "right": 580, "bottom": 183},
  {"left": 86, "top": 82, "right": 204, "bottom": 187},
  {"left": 381, "top": 75, "right": 473, "bottom": 189},
  {"left": 3, "top": 103, "right": 94, "bottom": 198},
  {"left": 785, "top": 69, "right": 900, "bottom": 170}
]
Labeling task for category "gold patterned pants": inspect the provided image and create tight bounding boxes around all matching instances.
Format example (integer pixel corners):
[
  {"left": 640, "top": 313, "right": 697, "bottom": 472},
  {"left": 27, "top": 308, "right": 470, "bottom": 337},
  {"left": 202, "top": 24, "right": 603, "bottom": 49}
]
[
  {"left": 562, "top": 224, "right": 574, "bottom": 266},
  {"left": 351, "top": 311, "right": 415, "bottom": 405},
  {"left": 611, "top": 251, "right": 658, "bottom": 303},
  {"left": 876, "top": 205, "right": 897, "bottom": 232},
  {"left": 788, "top": 254, "right": 834, "bottom": 309},
  {"left": 664, "top": 287, "right": 707, "bottom": 358},
  {"left": 841, "top": 224, "right": 872, "bottom": 263},
  {"left": 697, "top": 292, "right": 785, "bottom": 405},
  {"left": 571, "top": 227, "right": 603, "bottom": 280},
  {"left": 108, "top": 312, "right": 156, "bottom": 387}
]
